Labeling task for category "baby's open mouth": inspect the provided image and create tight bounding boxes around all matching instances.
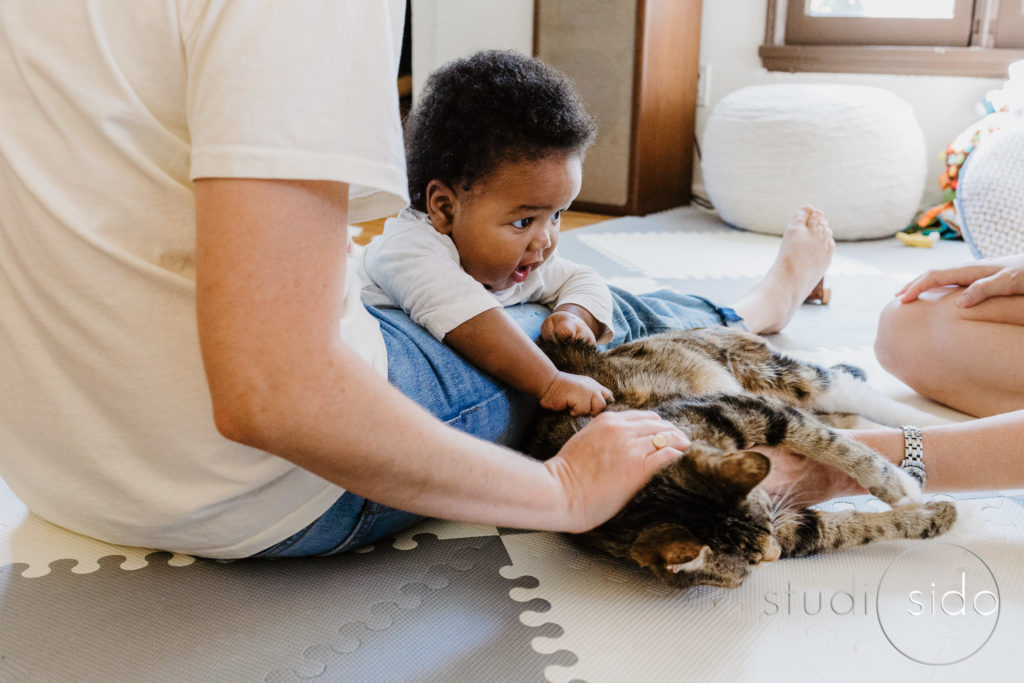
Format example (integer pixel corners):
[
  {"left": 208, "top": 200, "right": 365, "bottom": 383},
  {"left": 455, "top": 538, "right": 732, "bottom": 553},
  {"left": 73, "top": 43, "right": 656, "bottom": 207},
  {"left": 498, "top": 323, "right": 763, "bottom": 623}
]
[{"left": 512, "top": 264, "right": 533, "bottom": 283}]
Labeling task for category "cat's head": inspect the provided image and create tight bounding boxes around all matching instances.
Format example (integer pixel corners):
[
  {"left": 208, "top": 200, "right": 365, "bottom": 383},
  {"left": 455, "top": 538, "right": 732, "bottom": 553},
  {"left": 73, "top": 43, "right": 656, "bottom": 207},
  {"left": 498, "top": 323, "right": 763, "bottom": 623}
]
[{"left": 593, "top": 446, "right": 783, "bottom": 589}]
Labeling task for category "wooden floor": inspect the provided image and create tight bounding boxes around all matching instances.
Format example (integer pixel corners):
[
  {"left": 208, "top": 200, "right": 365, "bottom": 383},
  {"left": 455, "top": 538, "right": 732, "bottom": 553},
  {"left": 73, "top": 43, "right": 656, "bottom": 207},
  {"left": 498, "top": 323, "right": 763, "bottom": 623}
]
[{"left": 352, "top": 210, "right": 614, "bottom": 245}]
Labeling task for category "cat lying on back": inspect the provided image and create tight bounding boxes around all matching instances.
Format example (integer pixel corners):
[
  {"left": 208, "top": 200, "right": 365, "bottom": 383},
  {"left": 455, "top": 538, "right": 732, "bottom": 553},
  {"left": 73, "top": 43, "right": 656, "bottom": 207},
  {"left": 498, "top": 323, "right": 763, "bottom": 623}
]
[{"left": 525, "top": 327, "right": 957, "bottom": 589}]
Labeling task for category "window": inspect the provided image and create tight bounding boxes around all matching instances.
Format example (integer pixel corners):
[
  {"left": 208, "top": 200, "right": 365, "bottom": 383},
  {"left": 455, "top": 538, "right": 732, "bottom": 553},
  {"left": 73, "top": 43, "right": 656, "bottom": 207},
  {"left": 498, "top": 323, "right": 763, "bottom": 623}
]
[
  {"left": 762, "top": 0, "right": 1024, "bottom": 77},
  {"left": 996, "top": 0, "right": 1024, "bottom": 48}
]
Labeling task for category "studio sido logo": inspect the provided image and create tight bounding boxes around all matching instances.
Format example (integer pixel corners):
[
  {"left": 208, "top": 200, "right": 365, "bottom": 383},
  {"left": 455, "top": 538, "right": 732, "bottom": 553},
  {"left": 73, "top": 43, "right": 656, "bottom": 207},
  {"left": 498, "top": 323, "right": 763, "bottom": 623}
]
[{"left": 876, "top": 543, "right": 1000, "bottom": 665}]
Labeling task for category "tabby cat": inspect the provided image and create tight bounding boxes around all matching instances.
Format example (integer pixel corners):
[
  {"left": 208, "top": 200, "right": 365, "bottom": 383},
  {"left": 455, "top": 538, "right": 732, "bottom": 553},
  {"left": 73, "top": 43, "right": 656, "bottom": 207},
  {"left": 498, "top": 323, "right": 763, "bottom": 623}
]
[{"left": 526, "top": 327, "right": 958, "bottom": 589}]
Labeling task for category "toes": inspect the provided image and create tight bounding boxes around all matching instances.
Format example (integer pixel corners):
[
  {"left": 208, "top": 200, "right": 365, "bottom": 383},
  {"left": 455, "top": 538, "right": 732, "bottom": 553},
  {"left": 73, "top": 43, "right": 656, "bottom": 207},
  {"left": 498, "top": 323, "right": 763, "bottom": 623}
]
[
  {"left": 807, "top": 209, "right": 829, "bottom": 231},
  {"left": 789, "top": 206, "right": 813, "bottom": 227}
]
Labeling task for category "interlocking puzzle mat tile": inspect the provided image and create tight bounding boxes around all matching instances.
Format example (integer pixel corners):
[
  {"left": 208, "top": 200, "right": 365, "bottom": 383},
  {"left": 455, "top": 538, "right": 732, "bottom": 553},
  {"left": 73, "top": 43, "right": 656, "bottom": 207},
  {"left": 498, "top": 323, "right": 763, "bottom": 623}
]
[
  {"left": 390, "top": 517, "right": 499, "bottom": 549},
  {"left": 0, "top": 533, "right": 570, "bottom": 682},
  {"left": 501, "top": 495, "right": 1024, "bottom": 683}
]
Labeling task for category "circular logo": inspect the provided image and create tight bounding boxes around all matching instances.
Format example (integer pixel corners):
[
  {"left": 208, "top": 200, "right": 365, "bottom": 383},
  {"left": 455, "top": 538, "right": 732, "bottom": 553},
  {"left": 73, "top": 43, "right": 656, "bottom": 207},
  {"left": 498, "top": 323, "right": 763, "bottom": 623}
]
[{"left": 877, "top": 543, "right": 999, "bottom": 665}]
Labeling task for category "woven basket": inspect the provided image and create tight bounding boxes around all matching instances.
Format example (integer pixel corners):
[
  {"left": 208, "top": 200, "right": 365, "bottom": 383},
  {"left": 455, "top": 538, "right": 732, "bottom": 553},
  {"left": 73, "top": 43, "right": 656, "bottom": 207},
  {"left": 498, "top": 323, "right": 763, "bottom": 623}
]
[{"left": 702, "top": 84, "right": 926, "bottom": 240}]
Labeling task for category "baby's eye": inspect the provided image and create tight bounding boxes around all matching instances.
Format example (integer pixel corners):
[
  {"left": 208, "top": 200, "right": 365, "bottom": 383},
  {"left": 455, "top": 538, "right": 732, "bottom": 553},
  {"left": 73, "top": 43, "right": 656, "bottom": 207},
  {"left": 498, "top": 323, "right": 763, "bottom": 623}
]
[
  {"left": 512, "top": 217, "right": 533, "bottom": 229},
  {"left": 552, "top": 210, "right": 563, "bottom": 222}
]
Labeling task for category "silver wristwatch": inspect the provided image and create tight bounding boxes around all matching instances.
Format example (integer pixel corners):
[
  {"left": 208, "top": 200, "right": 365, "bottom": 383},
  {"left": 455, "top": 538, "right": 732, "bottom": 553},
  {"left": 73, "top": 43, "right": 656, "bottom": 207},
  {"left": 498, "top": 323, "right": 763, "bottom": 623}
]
[{"left": 900, "top": 425, "right": 926, "bottom": 490}]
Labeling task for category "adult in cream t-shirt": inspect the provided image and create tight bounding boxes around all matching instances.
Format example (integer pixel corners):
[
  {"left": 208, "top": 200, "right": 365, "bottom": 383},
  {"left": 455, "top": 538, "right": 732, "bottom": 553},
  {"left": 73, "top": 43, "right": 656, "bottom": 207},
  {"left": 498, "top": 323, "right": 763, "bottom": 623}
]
[{"left": 0, "top": 1, "right": 687, "bottom": 559}]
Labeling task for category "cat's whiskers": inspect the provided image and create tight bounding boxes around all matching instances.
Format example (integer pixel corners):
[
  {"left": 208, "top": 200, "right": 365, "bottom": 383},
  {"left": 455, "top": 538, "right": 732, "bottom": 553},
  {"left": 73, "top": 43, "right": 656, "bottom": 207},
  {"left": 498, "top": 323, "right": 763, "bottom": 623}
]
[
  {"left": 769, "top": 482, "right": 799, "bottom": 510},
  {"left": 768, "top": 485, "right": 803, "bottom": 533}
]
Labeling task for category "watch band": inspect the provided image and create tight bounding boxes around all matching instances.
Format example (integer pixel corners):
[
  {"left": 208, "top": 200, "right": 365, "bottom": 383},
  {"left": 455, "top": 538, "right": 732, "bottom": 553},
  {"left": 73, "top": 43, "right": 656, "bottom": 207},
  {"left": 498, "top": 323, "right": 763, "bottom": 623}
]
[{"left": 900, "top": 424, "right": 926, "bottom": 490}]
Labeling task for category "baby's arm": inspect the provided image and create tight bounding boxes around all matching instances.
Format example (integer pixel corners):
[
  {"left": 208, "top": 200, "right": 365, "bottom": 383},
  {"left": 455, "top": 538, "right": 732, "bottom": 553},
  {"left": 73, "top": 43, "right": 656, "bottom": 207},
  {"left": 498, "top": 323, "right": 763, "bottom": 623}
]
[
  {"left": 445, "top": 308, "right": 614, "bottom": 416},
  {"left": 537, "top": 255, "right": 614, "bottom": 346}
]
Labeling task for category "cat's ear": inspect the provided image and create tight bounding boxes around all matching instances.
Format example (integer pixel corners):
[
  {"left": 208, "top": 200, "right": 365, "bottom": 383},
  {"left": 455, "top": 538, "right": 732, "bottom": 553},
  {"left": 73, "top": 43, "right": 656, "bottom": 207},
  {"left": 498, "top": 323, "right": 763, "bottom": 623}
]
[
  {"left": 629, "top": 523, "right": 709, "bottom": 574},
  {"left": 713, "top": 451, "right": 770, "bottom": 497}
]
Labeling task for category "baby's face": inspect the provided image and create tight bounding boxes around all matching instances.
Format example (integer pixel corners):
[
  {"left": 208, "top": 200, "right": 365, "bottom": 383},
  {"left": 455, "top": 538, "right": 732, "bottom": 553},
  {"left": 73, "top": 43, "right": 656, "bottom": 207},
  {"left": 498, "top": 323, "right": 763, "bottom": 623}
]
[{"left": 429, "top": 153, "right": 582, "bottom": 292}]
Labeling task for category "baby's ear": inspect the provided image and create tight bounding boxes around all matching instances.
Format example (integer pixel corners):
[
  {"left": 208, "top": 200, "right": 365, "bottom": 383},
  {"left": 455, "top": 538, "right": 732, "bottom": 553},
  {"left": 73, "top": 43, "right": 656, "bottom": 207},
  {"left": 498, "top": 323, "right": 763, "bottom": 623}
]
[
  {"left": 424, "top": 179, "right": 456, "bottom": 234},
  {"left": 713, "top": 451, "right": 770, "bottom": 497}
]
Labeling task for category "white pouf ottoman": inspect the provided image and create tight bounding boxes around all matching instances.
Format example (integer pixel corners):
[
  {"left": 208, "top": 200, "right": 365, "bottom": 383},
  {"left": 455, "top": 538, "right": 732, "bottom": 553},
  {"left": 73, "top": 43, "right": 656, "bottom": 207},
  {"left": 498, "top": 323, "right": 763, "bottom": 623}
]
[{"left": 702, "top": 84, "right": 926, "bottom": 240}]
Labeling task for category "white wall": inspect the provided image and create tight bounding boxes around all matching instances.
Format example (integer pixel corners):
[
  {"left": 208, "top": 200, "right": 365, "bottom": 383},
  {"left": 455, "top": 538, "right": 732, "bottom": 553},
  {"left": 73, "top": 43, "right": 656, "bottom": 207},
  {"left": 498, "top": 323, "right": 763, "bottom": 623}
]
[
  {"left": 411, "top": 0, "right": 1007, "bottom": 207},
  {"left": 410, "top": 0, "right": 534, "bottom": 100},
  {"left": 696, "top": 0, "right": 1005, "bottom": 206}
]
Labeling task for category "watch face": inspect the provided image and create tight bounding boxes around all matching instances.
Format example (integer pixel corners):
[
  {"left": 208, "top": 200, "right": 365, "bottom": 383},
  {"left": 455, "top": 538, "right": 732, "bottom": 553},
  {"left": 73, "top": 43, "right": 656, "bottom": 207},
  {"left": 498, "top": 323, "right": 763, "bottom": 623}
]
[{"left": 901, "top": 463, "right": 926, "bottom": 489}]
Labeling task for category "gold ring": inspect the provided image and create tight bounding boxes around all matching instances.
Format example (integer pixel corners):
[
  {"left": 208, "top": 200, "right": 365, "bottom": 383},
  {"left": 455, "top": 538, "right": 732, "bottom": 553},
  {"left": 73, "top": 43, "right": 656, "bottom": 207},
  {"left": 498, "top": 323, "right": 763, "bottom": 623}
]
[{"left": 651, "top": 433, "right": 668, "bottom": 449}]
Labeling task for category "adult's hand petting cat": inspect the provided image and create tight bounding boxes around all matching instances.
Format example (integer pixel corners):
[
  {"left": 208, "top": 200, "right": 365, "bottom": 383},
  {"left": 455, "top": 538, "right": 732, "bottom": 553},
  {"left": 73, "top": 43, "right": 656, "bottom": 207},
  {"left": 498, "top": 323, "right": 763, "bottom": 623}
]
[
  {"left": 544, "top": 410, "right": 689, "bottom": 533},
  {"left": 756, "top": 444, "right": 856, "bottom": 507}
]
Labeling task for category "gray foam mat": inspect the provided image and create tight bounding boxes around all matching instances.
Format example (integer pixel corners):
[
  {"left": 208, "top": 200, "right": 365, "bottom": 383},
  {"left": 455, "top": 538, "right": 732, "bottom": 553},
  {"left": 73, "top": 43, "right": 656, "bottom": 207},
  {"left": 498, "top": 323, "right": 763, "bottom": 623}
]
[{"left": 0, "top": 534, "right": 568, "bottom": 682}]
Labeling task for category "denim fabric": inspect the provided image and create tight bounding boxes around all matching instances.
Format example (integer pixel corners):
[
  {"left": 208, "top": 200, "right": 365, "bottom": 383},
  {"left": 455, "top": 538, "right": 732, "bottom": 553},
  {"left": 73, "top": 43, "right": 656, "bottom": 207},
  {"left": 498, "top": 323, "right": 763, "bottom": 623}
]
[
  {"left": 605, "top": 288, "right": 746, "bottom": 349},
  {"left": 251, "top": 287, "right": 744, "bottom": 558}
]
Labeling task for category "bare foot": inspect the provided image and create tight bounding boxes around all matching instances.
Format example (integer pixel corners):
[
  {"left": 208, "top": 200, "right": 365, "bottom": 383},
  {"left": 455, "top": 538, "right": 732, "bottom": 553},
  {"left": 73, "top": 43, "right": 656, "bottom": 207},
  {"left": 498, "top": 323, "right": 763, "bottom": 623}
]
[{"left": 732, "top": 206, "right": 834, "bottom": 334}]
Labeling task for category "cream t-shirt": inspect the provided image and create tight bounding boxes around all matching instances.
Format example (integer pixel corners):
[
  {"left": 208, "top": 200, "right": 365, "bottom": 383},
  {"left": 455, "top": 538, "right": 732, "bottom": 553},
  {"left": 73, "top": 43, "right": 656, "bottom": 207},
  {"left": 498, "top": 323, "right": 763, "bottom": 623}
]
[{"left": 0, "top": 1, "right": 408, "bottom": 557}]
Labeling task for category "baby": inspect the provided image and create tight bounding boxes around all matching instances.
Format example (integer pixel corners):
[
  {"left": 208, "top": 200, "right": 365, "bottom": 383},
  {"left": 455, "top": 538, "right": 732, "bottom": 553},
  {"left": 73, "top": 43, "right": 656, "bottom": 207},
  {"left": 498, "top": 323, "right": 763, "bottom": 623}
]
[
  {"left": 359, "top": 50, "right": 835, "bottom": 419},
  {"left": 359, "top": 50, "right": 615, "bottom": 416}
]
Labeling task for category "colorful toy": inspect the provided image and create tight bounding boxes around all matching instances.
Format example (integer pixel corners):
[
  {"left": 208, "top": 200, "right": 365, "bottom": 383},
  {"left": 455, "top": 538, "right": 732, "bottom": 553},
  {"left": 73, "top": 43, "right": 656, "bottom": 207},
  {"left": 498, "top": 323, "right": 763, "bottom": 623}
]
[{"left": 904, "top": 61, "right": 1024, "bottom": 247}]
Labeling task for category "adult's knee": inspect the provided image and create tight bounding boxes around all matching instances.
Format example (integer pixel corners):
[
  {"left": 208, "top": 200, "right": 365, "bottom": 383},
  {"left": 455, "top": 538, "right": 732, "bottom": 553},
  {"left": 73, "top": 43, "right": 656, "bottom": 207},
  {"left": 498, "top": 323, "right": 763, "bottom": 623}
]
[
  {"left": 873, "top": 296, "right": 949, "bottom": 392},
  {"left": 875, "top": 298, "right": 914, "bottom": 377},
  {"left": 875, "top": 292, "right": 963, "bottom": 393}
]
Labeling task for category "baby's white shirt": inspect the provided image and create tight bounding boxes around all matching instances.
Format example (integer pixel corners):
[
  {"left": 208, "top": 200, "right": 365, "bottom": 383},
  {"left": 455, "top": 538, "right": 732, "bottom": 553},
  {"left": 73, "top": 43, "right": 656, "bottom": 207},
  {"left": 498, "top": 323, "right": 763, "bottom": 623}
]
[{"left": 359, "top": 208, "right": 614, "bottom": 343}]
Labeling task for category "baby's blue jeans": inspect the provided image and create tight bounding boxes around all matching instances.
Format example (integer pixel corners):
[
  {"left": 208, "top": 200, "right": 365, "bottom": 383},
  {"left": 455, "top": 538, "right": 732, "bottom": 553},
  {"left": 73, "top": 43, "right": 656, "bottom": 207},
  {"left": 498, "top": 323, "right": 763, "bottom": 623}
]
[{"left": 250, "top": 288, "right": 743, "bottom": 558}]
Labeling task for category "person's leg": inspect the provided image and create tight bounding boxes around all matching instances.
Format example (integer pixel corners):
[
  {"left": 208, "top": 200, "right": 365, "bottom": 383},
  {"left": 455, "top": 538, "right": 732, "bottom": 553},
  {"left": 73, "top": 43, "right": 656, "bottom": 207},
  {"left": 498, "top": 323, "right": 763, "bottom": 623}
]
[
  {"left": 730, "top": 206, "right": 835, "bottom": 334},
  {"left": 604, "top": 287, "right": 746, "bottom": 347},
  {"left": 251, "top": 304, "right": 549, "bottom": 558},
  {"left": 605, "top": 207, "right": 832, "bottom": 341},
  {"left": 875, "top": 287, "right": 1024, "bottom": 417},
  {"left": 374, "top": 303, "right": 548, "bottom": 443}
]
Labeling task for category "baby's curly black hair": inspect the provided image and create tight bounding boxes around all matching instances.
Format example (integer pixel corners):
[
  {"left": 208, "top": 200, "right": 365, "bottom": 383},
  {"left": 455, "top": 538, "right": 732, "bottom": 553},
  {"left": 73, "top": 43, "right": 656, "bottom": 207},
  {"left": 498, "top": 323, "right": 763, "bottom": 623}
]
[{"left": 405, "top": 49, "right": 597, "bottom": 211}]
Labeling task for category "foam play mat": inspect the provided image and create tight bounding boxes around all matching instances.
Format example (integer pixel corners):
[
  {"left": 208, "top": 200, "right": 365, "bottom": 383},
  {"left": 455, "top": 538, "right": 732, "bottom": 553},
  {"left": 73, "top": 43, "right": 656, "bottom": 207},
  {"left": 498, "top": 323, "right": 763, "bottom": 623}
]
[{"left": 3, "top": 207, "right": 1022, "bottom": 681}]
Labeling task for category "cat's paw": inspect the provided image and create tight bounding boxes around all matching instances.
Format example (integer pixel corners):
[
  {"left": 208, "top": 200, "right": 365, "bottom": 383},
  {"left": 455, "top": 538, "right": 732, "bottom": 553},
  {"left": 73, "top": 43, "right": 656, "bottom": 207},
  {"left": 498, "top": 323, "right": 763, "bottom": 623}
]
[
  {"left": 886, "top": 500, "right": 958, "bottom": 540},
  {"left": 868, "top": 462, "right": 923, "bottom": 506}
]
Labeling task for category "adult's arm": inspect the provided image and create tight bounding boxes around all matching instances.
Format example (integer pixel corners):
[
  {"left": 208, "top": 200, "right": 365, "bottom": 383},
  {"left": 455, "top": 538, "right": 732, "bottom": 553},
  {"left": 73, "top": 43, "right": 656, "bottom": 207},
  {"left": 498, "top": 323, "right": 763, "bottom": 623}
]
[
  {"left": 760, "top": 410, "right": 1024, "bottom": 505},
  {"left": 193, "top": 178, "right": 684, "bottom": 532}
]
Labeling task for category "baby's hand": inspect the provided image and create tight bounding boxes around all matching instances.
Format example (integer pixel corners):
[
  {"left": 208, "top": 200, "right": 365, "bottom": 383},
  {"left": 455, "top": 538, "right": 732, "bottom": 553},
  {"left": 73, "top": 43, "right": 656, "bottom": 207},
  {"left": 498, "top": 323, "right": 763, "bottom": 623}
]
[
  {"left": 541, "top": 311, "right": 598, "bottom": 346},
  {"left": 540, "top": 371, "right": 614, "bottom": 416}
]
